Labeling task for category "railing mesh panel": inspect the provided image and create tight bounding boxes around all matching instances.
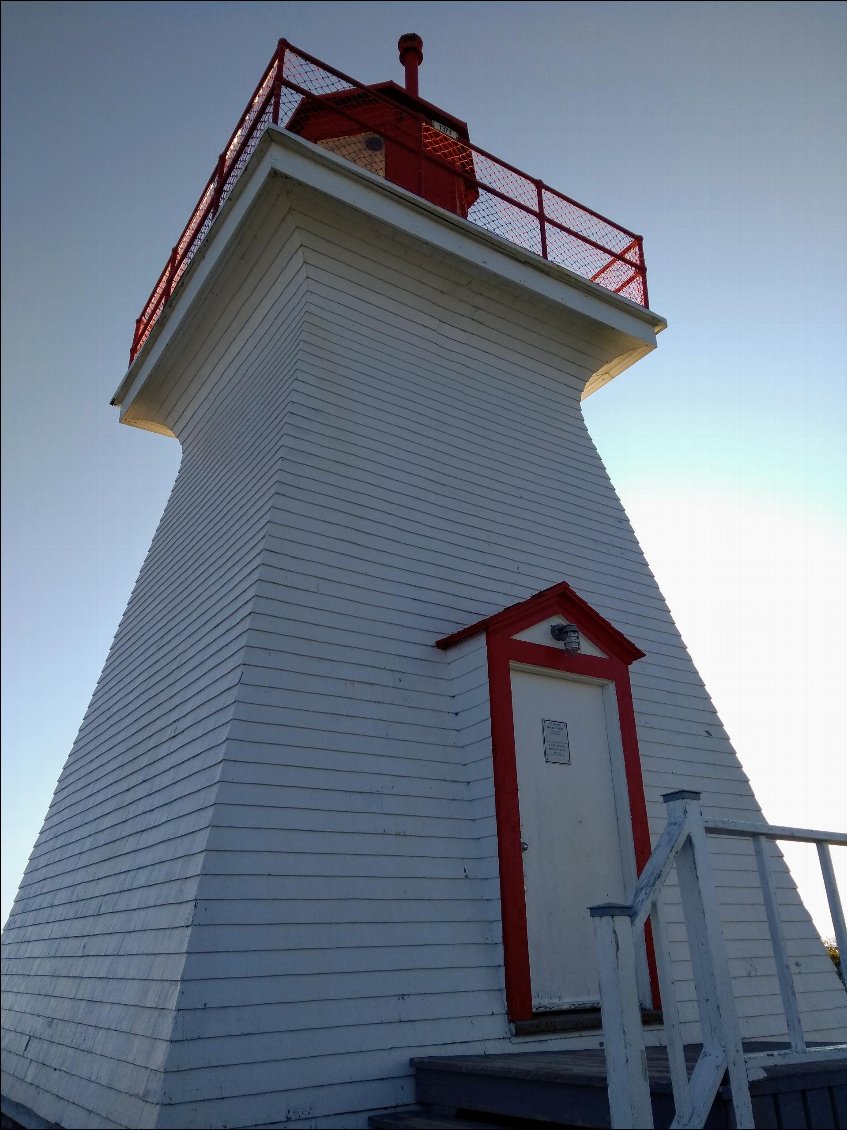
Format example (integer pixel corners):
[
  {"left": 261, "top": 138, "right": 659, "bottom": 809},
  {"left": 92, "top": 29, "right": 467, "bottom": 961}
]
[{"left": 130, "top": 42, "right": 648, "bottom": 362}]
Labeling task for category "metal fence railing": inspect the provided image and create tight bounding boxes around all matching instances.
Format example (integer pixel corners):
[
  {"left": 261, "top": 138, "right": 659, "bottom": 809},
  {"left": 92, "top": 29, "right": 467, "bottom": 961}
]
[{"left": 130, "top": 39, "right": 650, "bottom": 364}]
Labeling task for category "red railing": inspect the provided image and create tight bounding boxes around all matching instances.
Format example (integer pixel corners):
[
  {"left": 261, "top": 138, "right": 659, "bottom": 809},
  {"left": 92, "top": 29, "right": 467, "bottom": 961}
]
[{"left": 129, "top": 40, "right": 649, "bottom": 364}]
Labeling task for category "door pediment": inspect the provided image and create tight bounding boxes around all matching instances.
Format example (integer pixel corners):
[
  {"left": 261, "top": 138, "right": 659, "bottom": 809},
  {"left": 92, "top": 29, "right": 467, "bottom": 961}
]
[{"left": 436, "top": 580, "right": 645, "bottom": 666}]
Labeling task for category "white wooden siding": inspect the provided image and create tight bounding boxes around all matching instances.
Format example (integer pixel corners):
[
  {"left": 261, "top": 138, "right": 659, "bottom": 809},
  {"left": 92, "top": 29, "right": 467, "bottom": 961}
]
[
  {"left": 3, "top": 153, "right": 844, "bottom": 1130},
  {"left": 1, "top": 232, "right": 310, "bottom": 1127}
]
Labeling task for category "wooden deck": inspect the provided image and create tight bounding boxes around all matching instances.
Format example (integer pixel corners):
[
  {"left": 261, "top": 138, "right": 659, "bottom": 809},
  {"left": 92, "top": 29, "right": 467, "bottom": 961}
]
[{"left": 371, "top": 1044, "right": 847, "bottom": 1129}]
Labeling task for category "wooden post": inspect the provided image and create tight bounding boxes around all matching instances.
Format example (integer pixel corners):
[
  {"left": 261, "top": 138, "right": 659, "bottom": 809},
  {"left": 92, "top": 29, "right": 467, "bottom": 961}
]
[
  {"left": 591, "top": 905, "right": 653, "bottom": 1129},
  {"left": 817, "top": 842, "right": 847, "bottom": 989},
  {"left": 649, "top": 901, "right": 692, "bottom": 1124},
  {"left": 666, "top": 791, "right": 754, "bottom": 1130},
  {"left": 754, "top": 834, "right": 806, "bottom": 1051}
]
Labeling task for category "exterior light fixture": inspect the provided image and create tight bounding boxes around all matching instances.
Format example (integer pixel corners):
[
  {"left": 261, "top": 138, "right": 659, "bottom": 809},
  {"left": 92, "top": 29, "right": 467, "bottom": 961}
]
[{"left": 550, "top": 622, "right": 581, "bottom": 653}]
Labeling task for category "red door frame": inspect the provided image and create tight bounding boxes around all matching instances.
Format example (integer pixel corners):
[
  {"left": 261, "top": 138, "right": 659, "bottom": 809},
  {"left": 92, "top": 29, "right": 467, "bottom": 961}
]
[{"left": 438, "top": 581, "right": 657, "bottom": 1021}]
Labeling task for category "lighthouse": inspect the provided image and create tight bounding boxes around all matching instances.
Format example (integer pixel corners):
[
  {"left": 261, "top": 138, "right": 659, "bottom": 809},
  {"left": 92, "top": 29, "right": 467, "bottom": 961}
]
[{"left": 2, "top": 36, "right": 844, "bottom": 1130}]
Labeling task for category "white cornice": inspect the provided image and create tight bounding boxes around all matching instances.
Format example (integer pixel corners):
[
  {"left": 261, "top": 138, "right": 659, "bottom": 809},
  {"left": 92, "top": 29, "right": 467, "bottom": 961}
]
[{"left": 113, "top": 127, "right": 666, "bottom": 417}]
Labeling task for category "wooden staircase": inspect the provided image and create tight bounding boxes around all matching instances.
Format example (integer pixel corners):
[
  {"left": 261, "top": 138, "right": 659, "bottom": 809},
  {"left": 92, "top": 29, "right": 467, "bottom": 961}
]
[
  {"left": 373, "top": 794, "right": 847, "bottom": 1130},
  {"left": 370, "top": 1045, "right": 847, "bottom": 1129}
]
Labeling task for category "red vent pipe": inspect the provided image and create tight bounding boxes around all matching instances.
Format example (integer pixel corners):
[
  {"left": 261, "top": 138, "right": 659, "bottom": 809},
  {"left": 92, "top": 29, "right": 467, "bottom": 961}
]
[{"left": 398, "top": 33, "right": 423, "bottom": 97}]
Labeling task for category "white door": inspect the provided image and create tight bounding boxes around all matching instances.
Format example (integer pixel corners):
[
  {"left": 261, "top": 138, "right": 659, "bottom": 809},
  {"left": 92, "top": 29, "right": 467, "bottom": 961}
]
[{"left": 511, "top": 666, "right": 630, "bottom": 1011}]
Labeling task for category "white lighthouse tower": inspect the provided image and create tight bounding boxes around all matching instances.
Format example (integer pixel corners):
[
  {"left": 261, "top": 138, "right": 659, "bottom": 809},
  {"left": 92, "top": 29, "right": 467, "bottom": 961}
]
[{"left": 2, "top": 36, "right": 845, "bottom": 1130}]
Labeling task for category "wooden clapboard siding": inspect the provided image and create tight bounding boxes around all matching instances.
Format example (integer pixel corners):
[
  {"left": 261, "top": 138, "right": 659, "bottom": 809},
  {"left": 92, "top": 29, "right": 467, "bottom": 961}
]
[
  {"left": 154, "top": 180, "right": 839, "bottom": 1127},
  {"left": 1, "top": 213, "right": 310, "bottom": 1127},
  {"left": 4, "top": 138, "right": 844, "bottom": 1130}
]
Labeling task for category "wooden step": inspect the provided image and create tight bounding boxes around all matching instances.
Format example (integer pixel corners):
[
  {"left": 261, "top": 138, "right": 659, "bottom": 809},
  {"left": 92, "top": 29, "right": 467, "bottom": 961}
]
[
  {"left": 412, "top": 1050, "right": 611, "bottom": 1127},
  {"left": 410, "top": 1046, "right": 847, "bottom": 1129},
  {"left": 369, "top": 1113, "right": 510, "bottom": 1129}
]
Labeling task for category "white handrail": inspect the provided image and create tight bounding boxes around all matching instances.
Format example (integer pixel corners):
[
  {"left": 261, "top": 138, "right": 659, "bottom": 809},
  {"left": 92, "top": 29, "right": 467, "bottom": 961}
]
[
  {"left": 591, "top": 791, "right": 846, "bottom": 1129},
  {"left": 705, "top": 817, "right": 847, "bottom": 990}
]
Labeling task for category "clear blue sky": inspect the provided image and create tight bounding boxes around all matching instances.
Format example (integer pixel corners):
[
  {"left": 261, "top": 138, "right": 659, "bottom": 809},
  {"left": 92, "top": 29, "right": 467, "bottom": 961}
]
[{"left": 2, "top": 1, "right": 846, "bottom": 929}]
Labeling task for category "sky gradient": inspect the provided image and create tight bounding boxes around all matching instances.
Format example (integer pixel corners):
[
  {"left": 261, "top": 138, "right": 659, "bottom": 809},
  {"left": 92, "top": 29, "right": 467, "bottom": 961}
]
[{"left": 2, "top": 1, "right": 846, "bottom": 931}]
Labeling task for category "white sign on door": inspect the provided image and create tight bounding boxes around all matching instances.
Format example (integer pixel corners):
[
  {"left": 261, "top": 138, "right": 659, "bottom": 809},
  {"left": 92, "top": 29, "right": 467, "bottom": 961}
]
[{"left": 542, "top": 718, "right": 570, "bottom": 764}]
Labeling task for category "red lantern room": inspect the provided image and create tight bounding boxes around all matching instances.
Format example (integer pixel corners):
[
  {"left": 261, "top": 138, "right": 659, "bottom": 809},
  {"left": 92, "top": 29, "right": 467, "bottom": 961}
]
[{"left": 286, "top": 34, "right": 479, "bottom": 218}]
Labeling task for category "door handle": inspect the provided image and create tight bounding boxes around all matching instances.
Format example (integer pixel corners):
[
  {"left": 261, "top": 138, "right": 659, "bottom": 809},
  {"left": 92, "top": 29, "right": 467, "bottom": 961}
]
[{"left": 520, "top": 841, "right": 528, "bottom": 852}]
